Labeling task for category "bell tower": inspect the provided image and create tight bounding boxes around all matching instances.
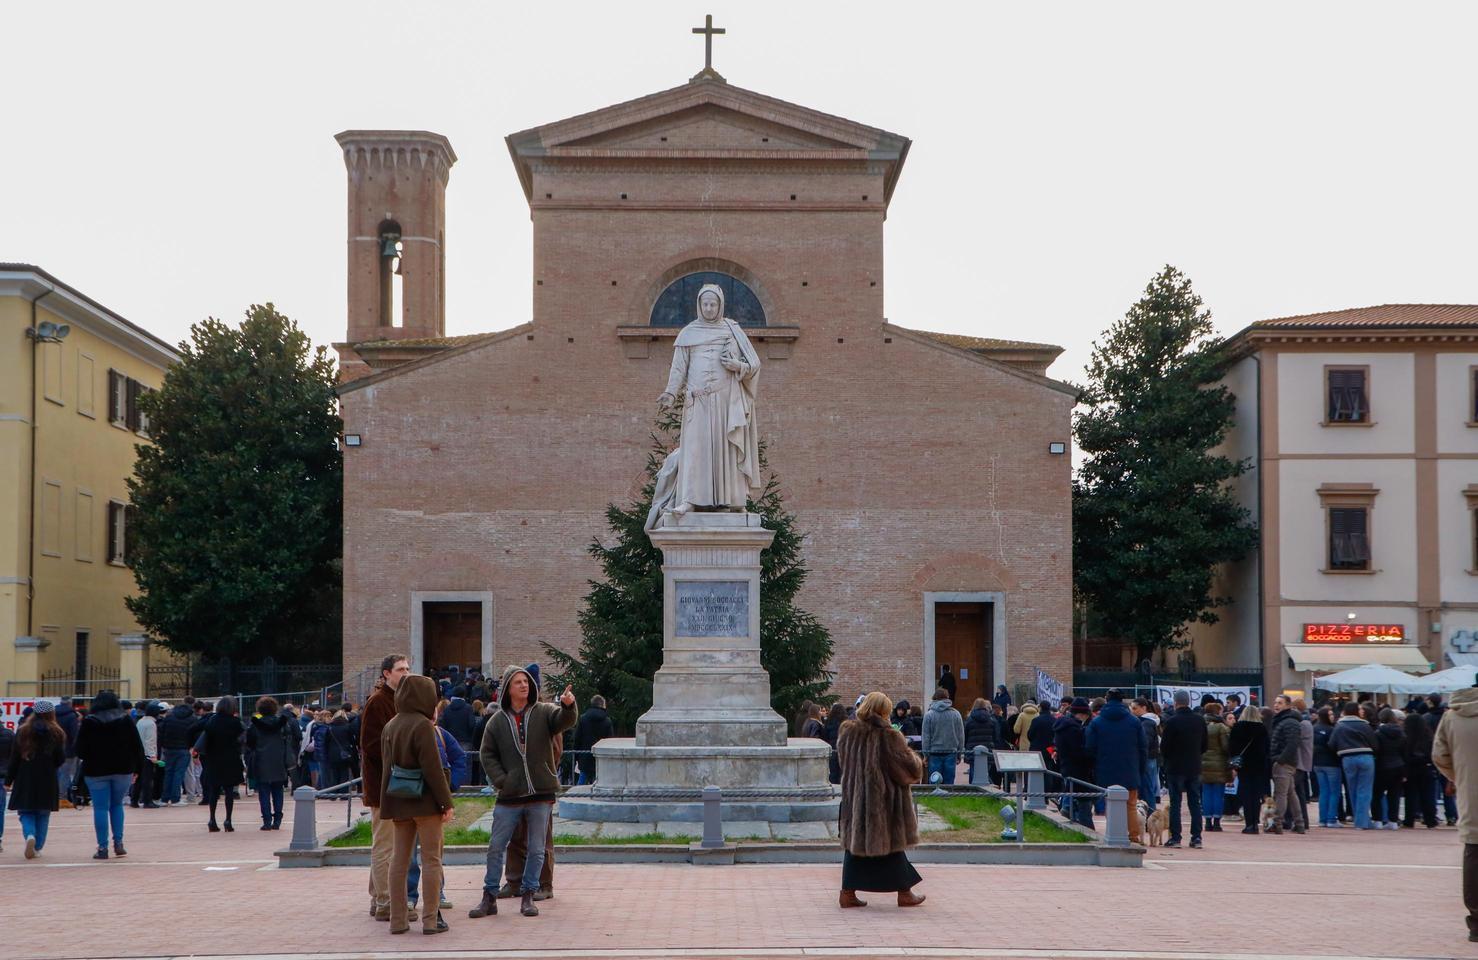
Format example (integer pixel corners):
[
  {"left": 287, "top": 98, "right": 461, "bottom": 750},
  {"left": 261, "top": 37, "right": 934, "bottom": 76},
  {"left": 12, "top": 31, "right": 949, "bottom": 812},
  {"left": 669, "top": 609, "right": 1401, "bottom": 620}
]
[{"left": 334, "top": 130, "right": 456, "bottom": 380}]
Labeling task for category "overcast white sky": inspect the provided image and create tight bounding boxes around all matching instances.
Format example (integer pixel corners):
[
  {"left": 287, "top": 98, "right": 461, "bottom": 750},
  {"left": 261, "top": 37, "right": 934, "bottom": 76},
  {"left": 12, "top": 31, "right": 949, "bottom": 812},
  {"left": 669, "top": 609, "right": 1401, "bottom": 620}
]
[{"left": 5, "top": 2, "right": 1477, "bottom": 388}]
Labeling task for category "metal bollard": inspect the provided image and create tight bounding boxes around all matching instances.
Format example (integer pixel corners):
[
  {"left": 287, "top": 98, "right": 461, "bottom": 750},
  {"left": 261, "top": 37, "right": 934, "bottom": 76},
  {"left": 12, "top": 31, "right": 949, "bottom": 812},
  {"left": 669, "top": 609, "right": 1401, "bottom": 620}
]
[
  {"left": 700, "top": 785, "right": 724, "bottom": 848},
  {"left": 970, "top": 746, "right": 990, "bottom": 785},
  {"left": 289, "top": 785, "right": 319, "bottom": 851},
  {"left": 1103, "top": 785, "right": 1130, "bottom": 847}
]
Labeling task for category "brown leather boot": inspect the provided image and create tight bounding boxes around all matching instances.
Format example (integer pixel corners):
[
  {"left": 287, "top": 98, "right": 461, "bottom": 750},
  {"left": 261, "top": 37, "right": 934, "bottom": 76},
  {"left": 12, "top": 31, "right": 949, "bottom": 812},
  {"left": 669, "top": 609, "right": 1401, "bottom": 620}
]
[
  {"left": 897, "top": 888, "right": 926, "bottom": 907},
  {"left": 467, "top": 891, "right": 497, "bottom": 919},
  {"left": 839, "top": 889, "right": 867, "bottom": 908},
  {"left": 520, "top": 890, "right": 539, "bottom": 917}
]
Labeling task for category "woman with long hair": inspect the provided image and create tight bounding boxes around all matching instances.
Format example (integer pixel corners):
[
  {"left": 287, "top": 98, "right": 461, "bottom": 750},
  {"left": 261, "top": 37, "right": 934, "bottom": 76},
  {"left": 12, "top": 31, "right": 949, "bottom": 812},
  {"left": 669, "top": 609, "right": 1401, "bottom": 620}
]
[
  {"left": 1311, "top": 706, "right": 1343, "bottom": 828},
  {"left": 836, "top": 691, "right": 925, "bottom": 909},
  {"left": 5, "top": 701, "right": 65, "bottom": 859},
  {"left": 198, "top": 697, "right": 246, "bottom": 832},
  {"left": 1227, "top": 704, "right": 1270, "bottom": 834},
  {"left": 75, "top": 689, "right": 145, "bottom": 859}
]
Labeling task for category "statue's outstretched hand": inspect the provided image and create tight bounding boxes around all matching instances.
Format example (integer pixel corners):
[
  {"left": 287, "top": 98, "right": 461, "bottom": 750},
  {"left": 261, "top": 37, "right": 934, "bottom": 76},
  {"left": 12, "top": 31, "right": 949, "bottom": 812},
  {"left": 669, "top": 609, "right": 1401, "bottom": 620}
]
[{"left": 657, "top": 392, "right": 675, "bottom": 408}]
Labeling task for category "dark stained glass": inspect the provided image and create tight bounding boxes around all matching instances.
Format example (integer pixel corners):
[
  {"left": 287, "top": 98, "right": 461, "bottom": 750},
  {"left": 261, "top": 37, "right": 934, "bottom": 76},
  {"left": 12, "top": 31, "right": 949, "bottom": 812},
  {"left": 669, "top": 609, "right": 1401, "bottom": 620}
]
[{"left": 649, "top": 272, "right": 767, "bottom": 327}]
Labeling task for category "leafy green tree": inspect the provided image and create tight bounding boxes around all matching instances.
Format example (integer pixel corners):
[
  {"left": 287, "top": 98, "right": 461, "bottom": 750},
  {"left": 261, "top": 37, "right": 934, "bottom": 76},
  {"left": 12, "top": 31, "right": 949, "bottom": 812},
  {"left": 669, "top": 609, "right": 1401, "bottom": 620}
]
[
  {"left": 126, "top": 304, "right": 343, "bottom": 664},
  {"left": 1073, "top": 266, "right": 1259, "bottom": 658},
  {"left": 545, "top": 407, "right": 835, "bottom": 732}
]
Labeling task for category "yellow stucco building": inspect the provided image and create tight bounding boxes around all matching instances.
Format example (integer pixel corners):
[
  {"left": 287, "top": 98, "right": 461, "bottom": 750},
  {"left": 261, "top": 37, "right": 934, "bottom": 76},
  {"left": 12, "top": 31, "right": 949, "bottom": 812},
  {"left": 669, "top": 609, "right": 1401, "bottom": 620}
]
[{"left": 1, "top": 264, "right": 177, "bottom": 700}]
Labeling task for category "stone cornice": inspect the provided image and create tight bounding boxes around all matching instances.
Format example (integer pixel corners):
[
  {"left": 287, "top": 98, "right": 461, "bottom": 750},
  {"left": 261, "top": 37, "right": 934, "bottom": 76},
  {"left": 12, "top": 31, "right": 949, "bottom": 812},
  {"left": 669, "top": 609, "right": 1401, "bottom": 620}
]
[
  {"left": 335, "top": 130, "right": 457, "bottom": 184},
  {"left": 0, "top": 264, "right": 179, "bottom": 369},
  {"left": 1228, "top": 326, "right": 1478, "bottom": 357}
]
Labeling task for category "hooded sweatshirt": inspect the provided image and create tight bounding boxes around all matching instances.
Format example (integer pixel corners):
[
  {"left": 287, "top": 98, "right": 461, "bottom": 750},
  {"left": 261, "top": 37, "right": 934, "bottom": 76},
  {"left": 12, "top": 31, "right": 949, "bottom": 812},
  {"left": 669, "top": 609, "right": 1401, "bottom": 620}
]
[
  {"left": 1434, "top": 687, "right": 1478, "bottom": 843},
  {"left": 921, "top": 697, "right": 965, "bottom": 755},
  {"left": 477, "top": 665, "right": 577, "bottom": 804},
  {"left": 378, "top": 674, "right": 455, "bottom": 821}
]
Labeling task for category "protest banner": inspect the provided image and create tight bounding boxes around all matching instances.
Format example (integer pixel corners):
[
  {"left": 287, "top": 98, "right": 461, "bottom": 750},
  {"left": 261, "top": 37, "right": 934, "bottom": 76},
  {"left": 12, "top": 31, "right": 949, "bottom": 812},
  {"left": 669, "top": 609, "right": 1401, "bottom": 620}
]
[
  {"left": 1035, "top": 668, "right": 1064, "bottom": 707},
  {"left": 1151, "top": 684, "right": 1252, "bottom": 710}
]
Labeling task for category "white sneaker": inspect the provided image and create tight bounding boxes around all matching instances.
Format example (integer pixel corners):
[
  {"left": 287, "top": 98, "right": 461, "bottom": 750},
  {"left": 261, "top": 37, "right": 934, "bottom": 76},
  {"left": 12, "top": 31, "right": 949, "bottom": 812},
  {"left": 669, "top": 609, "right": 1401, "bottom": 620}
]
[{"left": 24, "top": 836, "right": 37, "bottom": 859}]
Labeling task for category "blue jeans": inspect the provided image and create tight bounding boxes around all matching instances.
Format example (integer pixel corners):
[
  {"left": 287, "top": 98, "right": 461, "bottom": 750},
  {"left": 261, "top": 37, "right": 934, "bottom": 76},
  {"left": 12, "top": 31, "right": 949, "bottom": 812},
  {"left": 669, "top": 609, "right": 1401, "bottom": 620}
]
[
  {"left": 927, "top": 753, "right": 957, "bottom": 785},
  {"left": 1342, "top": 754, "right": 1376, "bottom": 829},
  {"left": 17, "top": 810, "right": 51, "bottom": 850},
  {"left": 57, "top": 757, "right": 78, "bottom": 800},
  {"left": 1201, "top": 781, "right": 1225, "bottom": 818},
  {"left": 1165, "top": 772, "right": 1202, "bottom": 842},
  {"left": 86, "top": 774, "right": 132, "bottom": 848},
  {"left": 1437, "top": 769, "right": 1460, "bottom": 823},
  {"left": 1143, "top": 759, "right": 1161, "bottom": 809},
  {"left": 482, "top": 802, "right": 551, "bottom": 894},
  {"left": 257, "top": 781, "right": 285, "bottom": 825},
  {"left": 1314, "top": 766, "right": 1342, "bottom": 825},
  {"left": 162, "top": 748, "right": 191, "bottom": 803}
]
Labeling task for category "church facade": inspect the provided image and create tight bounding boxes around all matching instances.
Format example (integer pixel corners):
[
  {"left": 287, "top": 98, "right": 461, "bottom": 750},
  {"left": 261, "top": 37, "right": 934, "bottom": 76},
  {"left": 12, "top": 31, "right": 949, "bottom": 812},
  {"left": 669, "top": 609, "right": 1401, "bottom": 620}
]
[{"left": 335, "top": 75, "right": 1076, "bottom": 707}]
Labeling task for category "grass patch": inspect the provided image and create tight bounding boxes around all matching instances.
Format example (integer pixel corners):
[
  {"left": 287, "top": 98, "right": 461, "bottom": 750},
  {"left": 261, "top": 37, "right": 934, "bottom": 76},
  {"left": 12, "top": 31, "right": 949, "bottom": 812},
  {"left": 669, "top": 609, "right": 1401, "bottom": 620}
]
[
  {"left": 554, "top": 832, "right": 696, "bottom": 846},
  {"left": 326, "top": 797, "right": 494, "bottom": 847},
  {"left": 917, "top": 793, "right": 1089, "bottom": 844}
]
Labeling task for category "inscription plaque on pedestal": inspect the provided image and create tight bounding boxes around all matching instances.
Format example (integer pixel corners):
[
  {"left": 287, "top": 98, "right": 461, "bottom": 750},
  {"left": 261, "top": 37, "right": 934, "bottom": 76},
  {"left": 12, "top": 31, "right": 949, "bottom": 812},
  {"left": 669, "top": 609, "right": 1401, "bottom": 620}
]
[{"left": 674, "top": 580, "right": 748, "bottom": 637}]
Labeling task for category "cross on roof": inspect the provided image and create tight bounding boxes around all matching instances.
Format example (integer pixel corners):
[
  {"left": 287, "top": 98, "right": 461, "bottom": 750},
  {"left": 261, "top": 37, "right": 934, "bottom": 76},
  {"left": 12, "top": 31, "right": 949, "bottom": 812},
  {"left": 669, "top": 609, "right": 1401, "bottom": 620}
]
[{"left": 690, "top": 14, "right": 727, "bottom": 83}]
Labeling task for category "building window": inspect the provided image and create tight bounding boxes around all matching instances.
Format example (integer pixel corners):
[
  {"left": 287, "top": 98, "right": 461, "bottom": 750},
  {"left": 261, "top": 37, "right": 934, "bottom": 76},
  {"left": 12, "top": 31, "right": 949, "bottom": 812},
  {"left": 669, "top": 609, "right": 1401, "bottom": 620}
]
[
  {"left": 107, "top": 500, "right": 134, "bottom": 566},
  {"left": 108, "top": 369, "right": 128, "bottom": 426},
  {"left": 76, "top": 490, "right": 94, "bottom": 562},
  {"left": 1467, "top": 485, "right": 1478, "bottom": 572},
  {"left": 650, "top": 271, "right": 767, "bottom": 327},
  {"left": 77, "top": 353, "right": 96, "bottom": 418},
  {"left": 41, "top": 480, "right": 63, "bottom": 557},
  {"left": 1317, "top": 482, "right": 1378, "bottom": 573},
  {"left": 1325, "top": 366, "right": 1369, "bottom": 424},
  {"left": 1470, "top": 367, "right": 1478, "bottom": 425},
  {"left": 42, "top": 341, "right": 64, "bottom": 406},
  {"left": 1328, "top": 507, "right": 1370, "bottom": 570},
  {"left": 75, "top": 631, "right": 90, "bottom": 696}
]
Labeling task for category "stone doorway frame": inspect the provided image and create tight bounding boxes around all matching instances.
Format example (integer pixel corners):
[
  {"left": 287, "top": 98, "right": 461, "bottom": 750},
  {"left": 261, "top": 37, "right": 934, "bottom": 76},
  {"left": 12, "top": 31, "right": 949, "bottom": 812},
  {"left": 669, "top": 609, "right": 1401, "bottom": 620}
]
[
  {"left": 922, "top": 591, "right": 1006, "bottom": 704},
  {"left": 409, "top": 591, "right": 493, "bottom": 676}
]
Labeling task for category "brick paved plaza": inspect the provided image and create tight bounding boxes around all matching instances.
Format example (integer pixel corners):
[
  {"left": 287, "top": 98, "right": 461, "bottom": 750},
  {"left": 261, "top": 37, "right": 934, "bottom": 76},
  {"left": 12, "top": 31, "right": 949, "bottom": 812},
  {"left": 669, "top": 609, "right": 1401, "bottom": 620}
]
[{"left": 1, "top": 800, "right": 1471, "bottom": 960}]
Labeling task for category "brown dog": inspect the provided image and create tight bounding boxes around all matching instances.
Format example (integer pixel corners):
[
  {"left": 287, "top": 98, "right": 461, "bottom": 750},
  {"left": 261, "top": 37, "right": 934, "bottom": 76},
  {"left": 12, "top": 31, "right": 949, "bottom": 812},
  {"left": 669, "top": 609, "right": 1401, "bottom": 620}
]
[{"left": 1142, "top": 803, "right": 1169, "bottom": 846}]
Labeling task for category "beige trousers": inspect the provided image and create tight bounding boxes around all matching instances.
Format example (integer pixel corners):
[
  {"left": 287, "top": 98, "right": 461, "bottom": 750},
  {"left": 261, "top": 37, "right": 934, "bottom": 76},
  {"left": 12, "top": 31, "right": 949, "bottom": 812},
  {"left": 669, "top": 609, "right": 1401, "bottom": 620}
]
[
  {"left": 368, "top": 806, "right": 396, "bottom": 911},
  {"left": 389, "top": 816, "right": 444, "bottom": 931}
]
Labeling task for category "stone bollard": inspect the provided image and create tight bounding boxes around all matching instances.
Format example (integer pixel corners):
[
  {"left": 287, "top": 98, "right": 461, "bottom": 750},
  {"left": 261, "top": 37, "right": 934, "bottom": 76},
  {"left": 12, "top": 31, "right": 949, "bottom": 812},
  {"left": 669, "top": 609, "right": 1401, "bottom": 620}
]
[
  {"left": 700, "top": 785, "right": 724, "bottom": 848},
  {"left": 289, "top": 785, "right": 319, "bottom": 851},
  {"left": 1025, "top": 769, "right": 1046, "bottom": 810},
  {"left": 970, "top": 746, "right": 991, "bottom": 785},
  {"left": 1103, "top": 785, "right": 1130, "bottom": 847}
]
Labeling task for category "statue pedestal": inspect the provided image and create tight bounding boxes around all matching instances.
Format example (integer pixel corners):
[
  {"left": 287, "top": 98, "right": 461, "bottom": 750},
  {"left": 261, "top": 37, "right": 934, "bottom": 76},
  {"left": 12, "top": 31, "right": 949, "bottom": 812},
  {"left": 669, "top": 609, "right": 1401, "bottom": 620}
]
[{"left": 561, "top": 511, "right": 836, "bottom": 825}]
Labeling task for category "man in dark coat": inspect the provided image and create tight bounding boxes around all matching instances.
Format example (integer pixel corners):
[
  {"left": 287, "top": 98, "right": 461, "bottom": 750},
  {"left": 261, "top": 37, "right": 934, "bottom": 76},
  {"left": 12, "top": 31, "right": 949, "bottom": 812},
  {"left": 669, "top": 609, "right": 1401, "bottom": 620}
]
[
  {"left": 1053, "top": 699, "right": 1095, "bottom": 827},
  {"left": 1086, "top": 689, "right": 1147, "bottom": 844},
  {"left": 52, "top": 697, "right": 80, "bottom": 803},
  {"left": 936, "top": 665, "right": 957, "bottom": 704},
  {"left": 1027, "top": 702, "right": 1057, "bottom": 767},
  {"left": 438, "top": 688, "right": 477, "bottom": 750},
  {"left": 157, "top": 701, "right": 196, "bottom": 805},
  {"left": 1158, "top": 690, "right": 1208, "bottom": 848},
  {"left": 571, "top": 695, "right": 614, "bottom": 785},
  {"left": 360, "top": 653, "right": 411, "bottom": 920},
  {"left": 1268, "top": 695, "right": 1306, "bottom": 835}
]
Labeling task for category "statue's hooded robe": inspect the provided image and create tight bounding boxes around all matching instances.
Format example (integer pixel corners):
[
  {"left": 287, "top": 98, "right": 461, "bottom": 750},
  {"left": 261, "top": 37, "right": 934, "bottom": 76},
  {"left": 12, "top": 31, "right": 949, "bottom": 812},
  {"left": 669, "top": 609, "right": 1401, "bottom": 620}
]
[{"left": 646, "top": 284, "right": 762, "bottom": 531}]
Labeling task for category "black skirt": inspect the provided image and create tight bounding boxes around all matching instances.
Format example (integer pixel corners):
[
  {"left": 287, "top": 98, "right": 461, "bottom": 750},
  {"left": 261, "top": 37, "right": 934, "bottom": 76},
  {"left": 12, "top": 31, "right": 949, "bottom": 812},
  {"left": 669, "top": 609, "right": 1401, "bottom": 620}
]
[{"left": 841, "top": 850, "right": 922, "bottom": 892}]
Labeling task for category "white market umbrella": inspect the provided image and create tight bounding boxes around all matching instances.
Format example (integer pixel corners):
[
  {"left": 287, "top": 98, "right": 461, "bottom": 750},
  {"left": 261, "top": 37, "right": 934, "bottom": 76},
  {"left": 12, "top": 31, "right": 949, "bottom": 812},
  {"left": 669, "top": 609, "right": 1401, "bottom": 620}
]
[
  {"left": 1313, "top": 662, "right": 1431, "bottom": 696},
  {"left": 1418, "top": 664, "right": 1478, "bottom": 693}
]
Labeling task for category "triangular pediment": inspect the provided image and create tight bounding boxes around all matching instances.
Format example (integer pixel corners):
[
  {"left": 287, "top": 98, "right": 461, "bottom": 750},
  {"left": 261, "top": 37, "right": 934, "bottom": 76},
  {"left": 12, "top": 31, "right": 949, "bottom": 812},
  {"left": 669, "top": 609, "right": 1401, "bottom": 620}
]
[
  {"left": 561, "top": 103, "right": 858, "bottom": 152},
  {"left": 506, "top": 77, "right": 911, "bottom": 203}
]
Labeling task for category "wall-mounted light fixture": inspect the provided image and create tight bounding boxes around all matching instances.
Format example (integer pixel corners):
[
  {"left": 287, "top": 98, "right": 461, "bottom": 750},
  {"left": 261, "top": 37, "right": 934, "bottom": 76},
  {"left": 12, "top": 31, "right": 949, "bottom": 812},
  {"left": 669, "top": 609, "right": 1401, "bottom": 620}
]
[
  {"left": 1047, "top": 441, "right": 1066, "bottom": 455},
  {"left": 344, "top": 434, "right": 362, "bottom": 447},
  {"left": 25, "top": 321, "right": 70, "bottom": 343}
]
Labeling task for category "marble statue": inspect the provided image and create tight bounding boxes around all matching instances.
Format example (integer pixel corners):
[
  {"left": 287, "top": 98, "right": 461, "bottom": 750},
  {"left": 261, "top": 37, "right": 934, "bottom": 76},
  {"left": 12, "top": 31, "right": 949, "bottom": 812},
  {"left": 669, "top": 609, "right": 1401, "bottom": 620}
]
[{"left": 646, "top": 283, "right": 762, "bottom": 530}]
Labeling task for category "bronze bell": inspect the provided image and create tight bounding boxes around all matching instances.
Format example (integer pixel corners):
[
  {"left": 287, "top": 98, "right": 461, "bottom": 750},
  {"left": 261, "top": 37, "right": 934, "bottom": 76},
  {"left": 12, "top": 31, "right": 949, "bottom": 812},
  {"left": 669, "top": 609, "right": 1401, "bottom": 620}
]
[{"left": 379, "top": 233, "right": 401, "bottom": 258}]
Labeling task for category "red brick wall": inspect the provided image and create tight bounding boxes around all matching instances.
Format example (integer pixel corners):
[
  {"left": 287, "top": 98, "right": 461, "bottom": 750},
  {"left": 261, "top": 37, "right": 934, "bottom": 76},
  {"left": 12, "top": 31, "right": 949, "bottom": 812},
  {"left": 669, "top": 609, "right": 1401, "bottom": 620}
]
[{"left": 340, "top": 125, "right": 1073, "bottom": 705}]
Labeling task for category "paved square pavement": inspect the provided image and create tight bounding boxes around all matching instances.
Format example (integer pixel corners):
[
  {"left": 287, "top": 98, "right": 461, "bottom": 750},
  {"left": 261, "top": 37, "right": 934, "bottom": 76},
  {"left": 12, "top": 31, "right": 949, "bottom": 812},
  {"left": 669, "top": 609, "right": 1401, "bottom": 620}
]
[{"left": 0, "top": 799, "right": 1472, "bottom": 960}]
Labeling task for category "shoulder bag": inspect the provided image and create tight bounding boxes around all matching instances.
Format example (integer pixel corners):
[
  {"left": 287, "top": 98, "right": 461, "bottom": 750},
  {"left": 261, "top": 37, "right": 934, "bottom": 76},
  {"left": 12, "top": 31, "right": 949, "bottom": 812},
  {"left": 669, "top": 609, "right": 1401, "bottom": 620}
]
[{"left": 386, "top": 764, "right": 425, "bottom": 799}]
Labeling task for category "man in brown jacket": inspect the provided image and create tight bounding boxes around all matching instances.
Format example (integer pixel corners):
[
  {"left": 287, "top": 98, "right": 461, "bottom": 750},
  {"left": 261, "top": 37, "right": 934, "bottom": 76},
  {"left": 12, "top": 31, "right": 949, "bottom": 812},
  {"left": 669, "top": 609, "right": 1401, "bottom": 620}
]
[
  {"left": 468, "top": 665, "right": 576, "bottom": 920},
  {"left": 360, "top": 653, "right": 410, "bottom": 921},
  {"left": 1433, "top": 685, "right": 1478, "bottom": 943}
]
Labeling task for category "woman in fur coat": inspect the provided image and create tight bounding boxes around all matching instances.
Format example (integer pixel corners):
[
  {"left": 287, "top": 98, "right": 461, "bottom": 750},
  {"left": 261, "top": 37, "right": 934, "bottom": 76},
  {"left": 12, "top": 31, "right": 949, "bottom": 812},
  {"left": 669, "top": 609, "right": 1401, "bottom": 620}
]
[{"left": 836, "top": 691, "right": 925, "bottom": 909}]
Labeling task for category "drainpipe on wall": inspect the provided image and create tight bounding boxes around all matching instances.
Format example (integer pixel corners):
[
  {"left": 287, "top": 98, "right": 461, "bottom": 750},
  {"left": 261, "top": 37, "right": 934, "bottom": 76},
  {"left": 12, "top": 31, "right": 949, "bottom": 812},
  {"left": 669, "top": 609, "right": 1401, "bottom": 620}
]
[
  {"left": 25, "top": 284, "right": 55, "bottom": 637},
  {"left": 1251, "top": 354, "right": 1266, "bottom": 693}
]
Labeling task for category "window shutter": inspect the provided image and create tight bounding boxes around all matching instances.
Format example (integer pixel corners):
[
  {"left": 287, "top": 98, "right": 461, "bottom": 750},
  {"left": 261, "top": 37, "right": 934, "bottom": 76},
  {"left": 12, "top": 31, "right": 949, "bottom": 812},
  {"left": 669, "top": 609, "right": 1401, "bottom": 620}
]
[
  {"left": 125, "top": 378, "right": 140, "bottom": 432},
  {"left": 1329, "top": 507, "right": 1370, "bottom": 569}
]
